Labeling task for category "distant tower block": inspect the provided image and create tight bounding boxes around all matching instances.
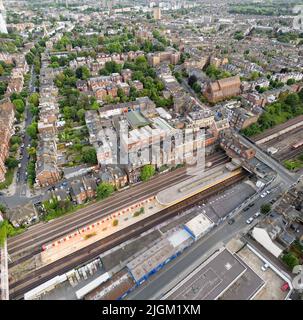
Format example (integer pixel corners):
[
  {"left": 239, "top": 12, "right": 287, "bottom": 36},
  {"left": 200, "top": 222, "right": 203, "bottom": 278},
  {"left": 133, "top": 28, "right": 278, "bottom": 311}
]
[
  {"left": 153, "top": 6, "right": 161, "bottom": 20},
  {"left": 0, "top": 0, "right": 8, "bottom": 34}
]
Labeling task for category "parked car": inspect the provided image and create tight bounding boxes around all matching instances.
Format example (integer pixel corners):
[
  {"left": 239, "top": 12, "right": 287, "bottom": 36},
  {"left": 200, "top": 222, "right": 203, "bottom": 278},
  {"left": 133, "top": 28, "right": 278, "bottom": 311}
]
[
  {"left": 254, "top": 212, "right": 261, "bottom": 218},
  {"left": 243, "top": 207, "right": 250, "bottom": 212},
  {"left": 281, "top": 282, "right": 289, "bottom": 292},
  {"left": 246, "top": 217, "right": 254, "bottom": 224},
  {"left": 261, "top": 263, "right": 269, "bottom": 271}
]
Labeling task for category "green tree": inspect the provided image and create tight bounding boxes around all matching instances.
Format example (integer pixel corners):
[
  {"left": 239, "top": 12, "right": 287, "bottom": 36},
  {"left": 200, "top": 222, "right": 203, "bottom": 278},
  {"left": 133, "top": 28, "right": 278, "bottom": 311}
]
[
  {"left": 76, "top": 66, "right": 90, "bottom": 80},
  {"left": 96, "top": 182, "right": 114, "bottom": 200},
  {"left": 260, "top": 203, "right": 271, "bottom": 214},
  {"left": 286, "top": 78, "right": 296, "bottom": 86},
  {"left": 82, "top": 147, "right": 97, "bottom": 164},
  {"left": 282, "top": 252, "right": 299, "bottom": 270},
  {"left": 10, "top": 135, "right": 21, "bottom": 145},
  {"left": 188, "top": 75, "right": 197, "bottom": 87},
  {"left": 29, "top": 104, "right": 39, "bottom": 116},
  {"left": 28, "top": 93, "right": 40, "bottom": 107},
  {"left": 140, "top": 164, "right": 155, "bottom": 182},
  {"left": 25, "top": 52, "right": 35, "bottom": 65},
  {"left": 26, "top": 122, "right": 38, "bottom": 139},
  {"left": 5, "top": 157, "right": 18, "bottom": 169},
  {"left": 13, "top": 99, "right": 25, "bottom": 114}
]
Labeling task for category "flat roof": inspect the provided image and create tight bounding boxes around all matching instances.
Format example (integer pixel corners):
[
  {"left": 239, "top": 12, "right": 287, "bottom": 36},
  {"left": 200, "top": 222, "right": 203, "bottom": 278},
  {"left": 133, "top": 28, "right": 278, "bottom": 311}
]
[
  {"left": 184, "top": 213, "right": 214, "bottom": 238},
  {"left": 126, "top": 111, "right": 149, "bottom": 129},
  {"left": 127, "top": 230, "right": 191, "bottom": 283},
  {"left": 219, "top": 259, "right": 265, "bottom": 300},
  {"left": 156, "top": 165, "right": 242, "bottom": 206},
  {"left": 164, "top": 249, "right": 247, "bottom": 300}
]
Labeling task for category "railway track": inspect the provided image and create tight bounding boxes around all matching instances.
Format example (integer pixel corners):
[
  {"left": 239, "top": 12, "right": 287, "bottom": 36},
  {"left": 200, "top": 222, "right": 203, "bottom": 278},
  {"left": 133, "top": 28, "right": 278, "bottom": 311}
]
[
  {"left": 257, "top": 125, "right": 303, "bottom": 148},
  {"left": 278, "top": 145, "right": 303, "bottom": 161},
  {"left": 8, "top": 152, "right": 228, "bottom": 262},
  {"left": 9, "top": 171, "right": 246, "bottom": 300}
]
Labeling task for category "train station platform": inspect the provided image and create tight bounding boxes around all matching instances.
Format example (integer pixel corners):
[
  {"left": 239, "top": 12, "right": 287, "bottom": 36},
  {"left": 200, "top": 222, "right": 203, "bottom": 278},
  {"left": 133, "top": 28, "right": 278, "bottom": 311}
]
[{"left": 156, "top": 165, "right": 243, "bottom": 207}]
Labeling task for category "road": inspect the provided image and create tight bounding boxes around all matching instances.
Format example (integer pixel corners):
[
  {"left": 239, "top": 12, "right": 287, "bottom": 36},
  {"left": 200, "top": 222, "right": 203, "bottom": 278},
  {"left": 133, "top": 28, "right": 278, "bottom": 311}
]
[
  {"left": 127, "top": 181, "right": 286, "bottom": 300},
  {"left": 15, "top": 66, "right": 36, "bottom": 197},
  {"left": 235, "top": 132, "right": 299, "bottom": 186}
]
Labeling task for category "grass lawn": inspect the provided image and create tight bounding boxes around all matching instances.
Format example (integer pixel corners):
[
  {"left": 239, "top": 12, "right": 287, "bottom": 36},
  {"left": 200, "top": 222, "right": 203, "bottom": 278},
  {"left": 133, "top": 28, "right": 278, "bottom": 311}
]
[{"left": 284, "top": 153, "right": 303, "bottom": 171}]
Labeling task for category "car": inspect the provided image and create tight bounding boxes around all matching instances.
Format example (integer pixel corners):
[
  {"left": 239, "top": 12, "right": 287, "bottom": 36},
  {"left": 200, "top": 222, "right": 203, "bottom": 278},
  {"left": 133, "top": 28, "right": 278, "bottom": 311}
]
[
  {"left": 261, "top": 263, "right": 269, "bottom": 271},
  {"left": 21, "top": 143, "right": 24, "bottom": 148},
  {"left": 254, "top": 212, "right": 261, "bottom": 218},
  {"left": 260, "top": 192, "right": 267, "bottom": 198},
  {"left": 266, "top": 190, "right": 271, "bottom": 194},
  {"left": 281, "top": 282, "right": 289, "bottom": 292},
  {"left": 228, "top": 218, "right": 235, "bottom": 225},
  {"left": 249, "top": 203, "right": 254, "bottom": 207},
  {"left": 246, "top": 217, "right": 254, "bottom": 224},
  {"left": 243, "top": 207, "right": 250, "bottom": 212}
]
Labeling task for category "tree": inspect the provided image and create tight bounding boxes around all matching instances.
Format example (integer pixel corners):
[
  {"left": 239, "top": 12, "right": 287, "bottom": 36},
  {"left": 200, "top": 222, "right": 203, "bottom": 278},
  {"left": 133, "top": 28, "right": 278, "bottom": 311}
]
[
  {"left": 76, "top": 66, "right": 90, "bottom": 80},
  {"left": 192, "top": 82, "right": 201, "bottom": 93},
  {"left": 82, "top": 147, "right": 97, "bottom": 164},
  {"left": 0, "top": 203, "right": 6, "bottom": 213},
  {"left": 25, "top": 52, "right": 35, "bottom": 65},
  {"left": 188, "top": 75, "right": 197, "bottom": 87},
  {"left": 30, "top": 104, "right": 39, "bottom": 116},
  {"left": 10, "top": 135, "right": 21, "bottom": 145},
  {"left": 112, "top": 219, "right": 119, "bottom": 227},
  {"left": 76, "top": 108, "right": 86, "bottom": 122},
  {"left": 26, "top": 122, "right": 38, "bottom": 139},
  {"left": 282, "top": 252, "right": 299, "bottom": 270},
  {"left": 28, "top": 93, "right": 40, "bottom": 107},
  {"left": 13, "top": 99, "right": 25, "bottom": 114},
  {"left": 5, "top": 157, "right": 18, "bottom": 169},
  {"left": 287, "top": 78, "right": 296, "bottom": 86},
  {"left": 285, "top": 93, "right": 300, "bottom": 108},
  {"left": 140, "top": 165, "right": 155, "bottom": 182},
  {"left": 260, "top": 203, "right": 271, "bottom": 214},
  {"left": 96, "top": 182, "right": 114, "bottom": 200}
]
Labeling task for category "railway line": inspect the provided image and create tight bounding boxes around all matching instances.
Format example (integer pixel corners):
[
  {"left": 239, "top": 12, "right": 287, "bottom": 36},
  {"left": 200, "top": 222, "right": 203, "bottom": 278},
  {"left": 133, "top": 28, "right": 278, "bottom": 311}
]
[
  {"left": 8, "top": 152, "right": 228, "bottom": 262},
  {"left": 278, "top": 145, "right": 303, "bottom": 161},
  {"left": 9, "top": 170, "right": 246, "bottom": 300},
  {"left": 257, "top": 125, "right": 303, "bottom": 148}
]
